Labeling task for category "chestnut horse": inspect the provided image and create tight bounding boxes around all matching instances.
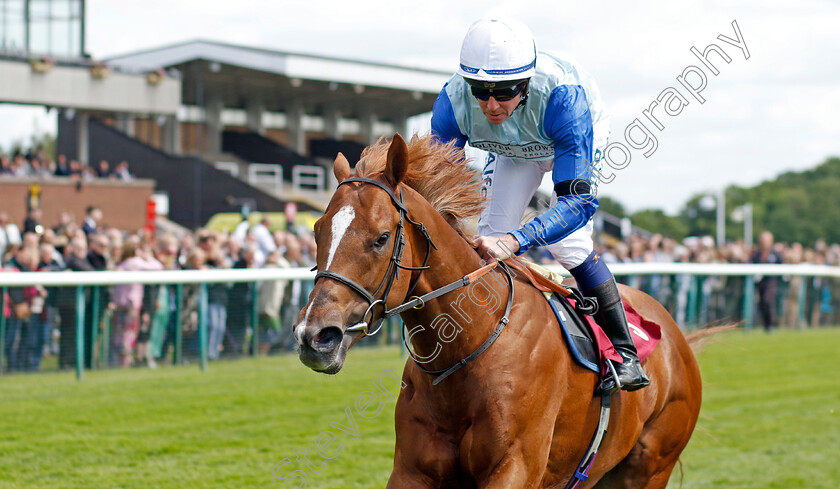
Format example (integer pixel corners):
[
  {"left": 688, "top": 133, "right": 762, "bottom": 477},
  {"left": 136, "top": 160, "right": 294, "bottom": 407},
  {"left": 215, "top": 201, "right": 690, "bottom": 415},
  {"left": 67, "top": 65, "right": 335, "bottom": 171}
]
[{"left": 296, "top": 134, "right": 702, "bottom": 488}]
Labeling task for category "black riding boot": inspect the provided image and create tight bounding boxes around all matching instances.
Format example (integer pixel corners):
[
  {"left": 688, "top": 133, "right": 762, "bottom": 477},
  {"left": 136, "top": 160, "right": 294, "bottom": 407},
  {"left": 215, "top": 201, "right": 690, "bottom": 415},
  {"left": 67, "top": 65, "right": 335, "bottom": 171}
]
[{"left": 586, "top": 279, "right": 650, "bottom": 394}]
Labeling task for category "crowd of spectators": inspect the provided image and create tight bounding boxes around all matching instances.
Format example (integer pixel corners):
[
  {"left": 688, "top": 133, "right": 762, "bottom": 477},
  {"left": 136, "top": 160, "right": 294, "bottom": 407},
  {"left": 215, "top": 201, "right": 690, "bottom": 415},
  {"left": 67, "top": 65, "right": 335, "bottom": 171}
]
[
  {"left": 2, "top": 202, "right": 839, "bottom": 373},
  {"left": 0, "top": 149, "right": 132, "bottom": 181},
  {"left": 1, "top": 209, "right": 315, "bottom": 373},
  {"left": 528, "top": 231, "right": 840, "bottom": 332}
]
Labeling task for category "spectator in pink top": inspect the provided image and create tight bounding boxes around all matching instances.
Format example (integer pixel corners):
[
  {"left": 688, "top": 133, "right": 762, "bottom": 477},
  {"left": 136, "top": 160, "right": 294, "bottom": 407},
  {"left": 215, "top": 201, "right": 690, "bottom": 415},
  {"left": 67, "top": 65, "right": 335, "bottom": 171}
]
[{"left": 110, "top": 240, "right": 163, "bottom": 367}]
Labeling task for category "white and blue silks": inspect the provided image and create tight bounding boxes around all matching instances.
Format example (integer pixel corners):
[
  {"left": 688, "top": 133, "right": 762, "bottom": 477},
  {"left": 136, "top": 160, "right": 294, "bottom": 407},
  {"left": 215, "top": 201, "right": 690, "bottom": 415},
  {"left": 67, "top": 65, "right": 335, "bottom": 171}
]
[{"left": 431, "top": 51, "right": 611, "bottom": 273}]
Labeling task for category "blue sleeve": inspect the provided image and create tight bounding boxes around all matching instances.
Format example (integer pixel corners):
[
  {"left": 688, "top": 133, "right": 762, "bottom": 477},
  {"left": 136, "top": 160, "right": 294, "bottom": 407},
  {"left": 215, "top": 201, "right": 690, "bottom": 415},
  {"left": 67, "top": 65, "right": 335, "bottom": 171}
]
[
  {"left": 509, "top": 194, "right": 598, "bottom": 255},
  {"left": 431, "top": 85, "right": 467, "bottom": 148},
  {"left": 508, "top": 85, "right": 598, "bottom": 255},
  {"left": 544, "top": 85, "right": 594, "bottom": 184}
]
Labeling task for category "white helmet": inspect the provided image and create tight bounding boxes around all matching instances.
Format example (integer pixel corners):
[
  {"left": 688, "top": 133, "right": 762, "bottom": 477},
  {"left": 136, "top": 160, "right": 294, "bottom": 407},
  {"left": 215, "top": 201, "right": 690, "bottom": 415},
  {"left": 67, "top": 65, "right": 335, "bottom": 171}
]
[{"left": 457, "top": 18, "right": 537, "bottom": 84}]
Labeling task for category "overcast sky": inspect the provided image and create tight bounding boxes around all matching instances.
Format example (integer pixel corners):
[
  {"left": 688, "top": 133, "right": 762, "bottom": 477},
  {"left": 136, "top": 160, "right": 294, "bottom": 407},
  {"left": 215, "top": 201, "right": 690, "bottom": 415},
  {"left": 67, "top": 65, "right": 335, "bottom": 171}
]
[{"left": 2, "top": 0, "right": 838, "bottom": 214}]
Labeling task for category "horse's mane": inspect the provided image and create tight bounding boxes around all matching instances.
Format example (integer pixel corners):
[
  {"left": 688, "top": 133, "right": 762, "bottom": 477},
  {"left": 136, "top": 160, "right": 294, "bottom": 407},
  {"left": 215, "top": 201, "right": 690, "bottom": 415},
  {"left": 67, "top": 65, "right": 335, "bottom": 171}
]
[{"left": 354, "top": 134, "right": 485, "bottom": 240}]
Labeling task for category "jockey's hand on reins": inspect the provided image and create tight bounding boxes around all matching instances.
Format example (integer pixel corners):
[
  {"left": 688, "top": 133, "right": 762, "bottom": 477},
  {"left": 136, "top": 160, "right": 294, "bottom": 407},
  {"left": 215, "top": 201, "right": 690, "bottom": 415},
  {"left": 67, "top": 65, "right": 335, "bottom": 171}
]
[{"left": 474, "top": 234, "right": 520, "bottom": 262}]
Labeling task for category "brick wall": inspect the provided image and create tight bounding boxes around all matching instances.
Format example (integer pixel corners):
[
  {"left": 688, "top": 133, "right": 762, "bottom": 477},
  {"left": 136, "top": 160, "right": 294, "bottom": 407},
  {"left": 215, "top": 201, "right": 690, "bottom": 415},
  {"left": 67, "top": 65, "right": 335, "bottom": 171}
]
[{"left": 0, "top": 177, "right": 155, "bottom": 232}]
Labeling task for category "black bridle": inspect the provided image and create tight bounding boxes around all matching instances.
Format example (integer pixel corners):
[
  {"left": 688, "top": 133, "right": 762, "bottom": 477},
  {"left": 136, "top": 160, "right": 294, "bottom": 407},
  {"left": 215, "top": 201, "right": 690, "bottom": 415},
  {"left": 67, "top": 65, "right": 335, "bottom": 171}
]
[
  {"left": 314, "top": 177, "right": 436, "bottom": 336},
  {"left": 313, "top": 175, "right": 514, "bottom": 385}
]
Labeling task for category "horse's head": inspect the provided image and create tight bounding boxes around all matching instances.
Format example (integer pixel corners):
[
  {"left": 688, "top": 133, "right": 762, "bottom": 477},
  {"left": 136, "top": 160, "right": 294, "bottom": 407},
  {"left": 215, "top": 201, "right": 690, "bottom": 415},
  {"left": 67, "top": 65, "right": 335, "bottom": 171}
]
[{"left": 296, "top": 135, "right": 416, "bottom": 374}]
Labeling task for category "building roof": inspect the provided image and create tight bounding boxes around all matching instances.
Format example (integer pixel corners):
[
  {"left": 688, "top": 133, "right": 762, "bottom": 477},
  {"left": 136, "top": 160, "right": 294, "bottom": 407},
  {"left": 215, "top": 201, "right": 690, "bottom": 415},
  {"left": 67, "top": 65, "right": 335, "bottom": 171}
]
[{"left": 105, "top": 40, "right": 452, "bottom": 119}]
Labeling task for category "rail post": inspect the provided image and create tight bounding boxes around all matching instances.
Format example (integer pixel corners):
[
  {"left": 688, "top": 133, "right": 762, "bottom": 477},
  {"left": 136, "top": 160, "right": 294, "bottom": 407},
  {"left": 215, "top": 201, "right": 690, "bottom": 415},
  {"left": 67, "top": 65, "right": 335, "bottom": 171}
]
[
  {"left": 251, "top": 282, "right": 259, "bottom": 356},
  {"left": 796, "top": 278, "right": 807, "bottom": 329},
  {"left": 686, "top": 275, "right": 699, "bottom": 328},
  {"left": 742, "top": 275, "right": 755, "bottom": 330},
  {"left": 198, "top": 283, "right": 208, "bottom": 372},
  {"left": 75, "top": 285, "right": 86, "bottom": 380},
  {"left": 174, "top": 284, "right": 183, "bottom": 365},
  {"left": 100, "top": 303, "right": 110, "bottom": 368},
  {"left": 0, "top": 287, "right": 6, "bottom": 374},
  {"left": 90, "top": 286, "right": 100, "bottom": 369}
]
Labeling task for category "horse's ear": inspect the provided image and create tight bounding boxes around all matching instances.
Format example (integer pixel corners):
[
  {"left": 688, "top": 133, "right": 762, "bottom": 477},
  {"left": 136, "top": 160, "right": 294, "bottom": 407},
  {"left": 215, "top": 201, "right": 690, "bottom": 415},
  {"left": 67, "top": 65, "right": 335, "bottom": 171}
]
[
  {"left": 334, "top": 152, "right": 352, "bottom": 183},
  {"left": 385, "top": 133, "right": 408, "bottom": 187}
]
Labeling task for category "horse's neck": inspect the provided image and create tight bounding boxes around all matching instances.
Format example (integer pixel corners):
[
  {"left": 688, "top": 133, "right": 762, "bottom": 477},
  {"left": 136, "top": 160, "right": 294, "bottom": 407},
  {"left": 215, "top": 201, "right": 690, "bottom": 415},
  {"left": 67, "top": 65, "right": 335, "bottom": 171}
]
[
  {"left": 400, "top": 191, "right": 510, "bottom": 370},
  {"left": 405, "top": 193, "right": 482, "bottom": 291}
]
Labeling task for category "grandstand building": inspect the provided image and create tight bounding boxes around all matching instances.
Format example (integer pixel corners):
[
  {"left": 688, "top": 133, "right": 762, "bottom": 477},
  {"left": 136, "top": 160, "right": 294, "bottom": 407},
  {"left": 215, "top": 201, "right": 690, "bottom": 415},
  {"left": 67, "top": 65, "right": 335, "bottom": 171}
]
[
  {"left": 1, "top": 1, "right": 449, "bottom": 228},
  {"left": 91, "top": 39, "right": 450, "bottom": 222}
]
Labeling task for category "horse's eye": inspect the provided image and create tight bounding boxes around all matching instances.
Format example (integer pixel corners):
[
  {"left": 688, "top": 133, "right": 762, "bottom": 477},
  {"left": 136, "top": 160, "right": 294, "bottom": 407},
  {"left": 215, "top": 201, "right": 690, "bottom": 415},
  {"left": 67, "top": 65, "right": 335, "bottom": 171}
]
[{"left": 374, "top": 233, "right": 390, "bottom": 248}]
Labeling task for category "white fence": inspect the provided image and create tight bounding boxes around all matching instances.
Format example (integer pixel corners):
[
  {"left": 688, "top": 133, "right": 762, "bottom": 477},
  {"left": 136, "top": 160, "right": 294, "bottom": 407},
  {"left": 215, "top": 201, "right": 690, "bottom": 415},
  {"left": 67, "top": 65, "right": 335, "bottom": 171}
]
[
  {"left": 2, "top": 262, "right": 839, "bottom": 288},
  {"left": 2, "top": 262, "right": 836, "bottom": 380}
]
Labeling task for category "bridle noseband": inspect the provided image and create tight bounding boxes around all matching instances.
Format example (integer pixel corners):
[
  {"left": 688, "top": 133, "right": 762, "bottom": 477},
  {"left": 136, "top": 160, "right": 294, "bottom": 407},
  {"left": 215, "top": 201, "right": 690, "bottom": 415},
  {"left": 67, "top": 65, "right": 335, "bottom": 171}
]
[
  {"left": 313, "top": 175, "right": 514, "bottom": 386},
  {"left": 313, "top": 177, "right": 436, "bottom": 336}
]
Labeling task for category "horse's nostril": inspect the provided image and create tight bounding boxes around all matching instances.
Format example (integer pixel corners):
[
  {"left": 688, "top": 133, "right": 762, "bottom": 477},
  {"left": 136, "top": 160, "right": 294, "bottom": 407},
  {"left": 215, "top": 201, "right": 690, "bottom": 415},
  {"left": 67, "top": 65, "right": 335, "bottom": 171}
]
[{"left": 311, "top": 326, "right": 343, "bottom": 351}]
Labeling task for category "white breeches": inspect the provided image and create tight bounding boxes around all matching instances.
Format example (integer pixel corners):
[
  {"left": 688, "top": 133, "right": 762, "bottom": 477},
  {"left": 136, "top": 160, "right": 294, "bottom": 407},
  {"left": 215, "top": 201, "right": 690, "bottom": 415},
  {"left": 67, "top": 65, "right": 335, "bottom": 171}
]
[{"left": 476, "top": 153, "right": 594, "bottom": 269}]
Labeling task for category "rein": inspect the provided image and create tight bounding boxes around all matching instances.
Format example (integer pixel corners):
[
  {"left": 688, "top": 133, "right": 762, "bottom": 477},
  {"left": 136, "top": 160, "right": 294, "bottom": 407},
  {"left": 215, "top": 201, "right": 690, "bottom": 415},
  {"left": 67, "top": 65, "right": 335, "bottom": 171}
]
[
  {"left": 314, "top": 176, "right": 514, "bottom": 385},
  {"left": 405, "top": 261, "right": 514, "bottom": 386}
]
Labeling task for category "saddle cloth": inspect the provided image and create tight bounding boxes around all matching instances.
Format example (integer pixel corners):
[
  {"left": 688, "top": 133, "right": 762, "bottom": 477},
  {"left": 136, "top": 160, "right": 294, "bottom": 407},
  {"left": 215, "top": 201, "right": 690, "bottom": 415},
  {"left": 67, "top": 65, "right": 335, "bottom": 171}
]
[
  {"left": 505, "top": 258, "right": 661, "bottom": 374},
  {"left": 548, "top": 293, "right": 660, "bottom": 373}
]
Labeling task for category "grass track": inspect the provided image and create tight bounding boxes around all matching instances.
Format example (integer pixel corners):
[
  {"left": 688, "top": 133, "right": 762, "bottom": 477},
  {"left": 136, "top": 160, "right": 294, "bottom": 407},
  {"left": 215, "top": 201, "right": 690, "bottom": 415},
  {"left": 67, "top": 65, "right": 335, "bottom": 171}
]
[
  {"left": 1, "top": 328, "right": 838, "bottom": 488},
  {"left": 666, "top": 327, "right": 840, "bottom": 489}
]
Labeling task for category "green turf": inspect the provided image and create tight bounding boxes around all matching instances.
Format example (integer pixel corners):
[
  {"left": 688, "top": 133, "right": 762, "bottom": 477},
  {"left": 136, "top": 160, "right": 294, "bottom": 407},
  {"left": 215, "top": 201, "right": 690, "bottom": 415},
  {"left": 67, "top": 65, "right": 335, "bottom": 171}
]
[
  {"left": 0, "top": 329, "right": 838, "bottom": 488},
  {"left": 667, "top": 327, "right": 840, "bottom": 489}
]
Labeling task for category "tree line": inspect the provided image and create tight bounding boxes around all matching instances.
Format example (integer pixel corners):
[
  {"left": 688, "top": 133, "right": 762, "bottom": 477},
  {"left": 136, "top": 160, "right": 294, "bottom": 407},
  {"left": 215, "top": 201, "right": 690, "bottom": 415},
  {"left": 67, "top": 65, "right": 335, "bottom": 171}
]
[{"left": 599, "top": 156, "right": 840, "bottom": 244}]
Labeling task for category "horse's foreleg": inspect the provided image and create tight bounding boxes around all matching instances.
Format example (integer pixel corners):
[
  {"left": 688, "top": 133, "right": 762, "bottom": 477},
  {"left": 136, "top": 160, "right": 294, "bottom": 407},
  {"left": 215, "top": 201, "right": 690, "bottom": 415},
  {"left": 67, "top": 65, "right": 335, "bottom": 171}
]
[
  {"left": 386, "top": 465, "right": 438, "bottom": 489},
  {"left": 387, "top": 433, "right": 459, "bottom": 489},
  {"left": 473, "top": 441, "right": 549, "bottom": 489},
  {"left": 477, "top": 456, "right": 544, "bottom": 489}
]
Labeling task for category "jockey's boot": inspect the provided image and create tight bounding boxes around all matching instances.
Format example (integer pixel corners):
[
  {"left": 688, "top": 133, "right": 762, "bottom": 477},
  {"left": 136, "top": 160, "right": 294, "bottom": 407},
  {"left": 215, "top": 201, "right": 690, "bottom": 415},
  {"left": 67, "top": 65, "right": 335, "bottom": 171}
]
[{"left": 587, "top": 278, "right": 650, "bottom": 395}]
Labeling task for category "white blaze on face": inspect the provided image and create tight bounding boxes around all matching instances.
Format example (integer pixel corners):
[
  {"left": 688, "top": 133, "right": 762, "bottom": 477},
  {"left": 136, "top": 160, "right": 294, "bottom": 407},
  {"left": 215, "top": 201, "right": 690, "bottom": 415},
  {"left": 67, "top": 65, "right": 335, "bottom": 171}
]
[
  {"left": 295, "top": 302, "right": 314, "bottom": 344},
  {"left": 326, "top": 205, "right": 356, "bottom": 270},
  {"left": 297, "top": 204, "right": 356, "bottom": 339}
]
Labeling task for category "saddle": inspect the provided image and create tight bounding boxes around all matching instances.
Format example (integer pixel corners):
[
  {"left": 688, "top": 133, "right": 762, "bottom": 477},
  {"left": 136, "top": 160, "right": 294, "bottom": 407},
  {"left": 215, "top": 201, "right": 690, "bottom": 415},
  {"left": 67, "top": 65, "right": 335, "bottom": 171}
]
[{"left": 503, "top": 258, "right": 661, "bottom": 374}]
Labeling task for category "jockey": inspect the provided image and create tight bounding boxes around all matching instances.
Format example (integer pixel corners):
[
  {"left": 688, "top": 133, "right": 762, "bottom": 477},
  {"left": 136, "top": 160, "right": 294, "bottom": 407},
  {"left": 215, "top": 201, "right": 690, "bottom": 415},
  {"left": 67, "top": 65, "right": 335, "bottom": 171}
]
[{"left": 431, "top": 18, "right": 649, "bottom": 393}]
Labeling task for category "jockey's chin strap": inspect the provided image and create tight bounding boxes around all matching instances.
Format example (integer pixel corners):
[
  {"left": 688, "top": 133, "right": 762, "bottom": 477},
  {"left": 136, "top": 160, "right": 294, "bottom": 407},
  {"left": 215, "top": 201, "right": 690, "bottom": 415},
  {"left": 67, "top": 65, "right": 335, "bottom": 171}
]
[{"left": 314, "top": 177, "right": 436, "bottom": 336}]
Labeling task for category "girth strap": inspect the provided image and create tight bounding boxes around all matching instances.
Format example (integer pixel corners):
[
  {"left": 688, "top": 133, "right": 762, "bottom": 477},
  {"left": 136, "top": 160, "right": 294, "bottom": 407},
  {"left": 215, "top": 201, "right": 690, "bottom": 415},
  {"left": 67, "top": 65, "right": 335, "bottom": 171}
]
[{"left": 563, "top": 392, "right": 612, "bottom": 489}]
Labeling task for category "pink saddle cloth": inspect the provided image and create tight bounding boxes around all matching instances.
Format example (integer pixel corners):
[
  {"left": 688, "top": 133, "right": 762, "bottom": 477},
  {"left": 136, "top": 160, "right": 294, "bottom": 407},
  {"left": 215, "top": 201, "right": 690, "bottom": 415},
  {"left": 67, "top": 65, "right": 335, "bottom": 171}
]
[{"left": 573, "top": 299, "right": 662, "bottom": 369}]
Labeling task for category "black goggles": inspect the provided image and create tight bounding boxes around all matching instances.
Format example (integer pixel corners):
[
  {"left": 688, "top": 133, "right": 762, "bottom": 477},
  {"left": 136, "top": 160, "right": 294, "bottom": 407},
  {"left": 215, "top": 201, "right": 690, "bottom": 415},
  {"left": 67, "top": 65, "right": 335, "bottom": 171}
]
[{"left": 470, "top": 81, "right": 527, "bottom": 102}]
